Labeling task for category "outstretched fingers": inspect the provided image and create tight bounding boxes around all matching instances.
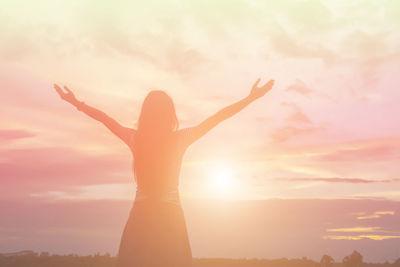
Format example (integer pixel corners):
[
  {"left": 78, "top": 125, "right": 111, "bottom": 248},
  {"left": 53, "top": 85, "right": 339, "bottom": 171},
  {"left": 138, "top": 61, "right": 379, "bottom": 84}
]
[
  {"left": 53, "top": 83, "right": 62, "bottom": 91},
  {"left": 252, "top": 78, "right": 261, "bottom": 89},
  {"left": 53, "top": 83, "right": 65, "bottom": 96},
  {"left": 63, "top": 85, "right": 73, "bottom": 94},
  {"left": 263, "top": 79, "right": 275, "bottom": 89}
]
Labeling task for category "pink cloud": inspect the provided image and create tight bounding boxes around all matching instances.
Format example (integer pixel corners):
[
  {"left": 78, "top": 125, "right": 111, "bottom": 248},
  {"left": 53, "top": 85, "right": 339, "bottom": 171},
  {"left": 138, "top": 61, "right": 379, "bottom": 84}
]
[
  {"left": 317, "top": 145, "right": 399, "bottom": 162},
  {"left": 0, "top": 146, "right": 132, "bottom": 199},
  {"left": 270, "top": 125, "right": 320, "bottom": 143},
  {"left": 281, "top": 102, "right": 312, "bottom": 124},
  {"left": 268, "top": 102, "right": 319, "bottom": 142},
  {"left": 277, "top": 177, "right": 400, "bottom": 184},
  {"left": 0, "top": 129, "right": 35, "bottom": 141},
  {"left": 286, "top": 80, "right": 312, "bottom": 95}
]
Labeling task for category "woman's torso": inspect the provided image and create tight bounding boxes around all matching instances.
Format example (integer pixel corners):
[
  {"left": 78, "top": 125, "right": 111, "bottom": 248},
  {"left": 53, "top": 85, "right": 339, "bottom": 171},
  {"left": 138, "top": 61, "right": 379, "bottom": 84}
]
[{"left": 128, "top": 129, "right": 191, "bottom": 203}]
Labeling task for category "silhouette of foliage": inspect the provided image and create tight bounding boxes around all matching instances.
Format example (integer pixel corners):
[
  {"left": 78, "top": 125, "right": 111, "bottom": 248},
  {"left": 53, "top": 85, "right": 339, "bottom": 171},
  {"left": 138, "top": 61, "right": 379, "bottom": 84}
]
[
  {"left": 1, "top": 250, "right": 398, "bottom": 267},
  {"left": 393, "top": 258, "right": 400, "bottom": 267},
  {"left": 343, "top": 251, "right": 363, "bottom": 267},
  {"left": 321, "top": 254, "right": 334, "bottom": 267}
]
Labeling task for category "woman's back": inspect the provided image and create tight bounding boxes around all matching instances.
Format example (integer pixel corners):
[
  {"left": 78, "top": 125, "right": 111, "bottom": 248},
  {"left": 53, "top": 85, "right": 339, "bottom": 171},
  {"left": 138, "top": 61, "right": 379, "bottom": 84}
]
[
  {"left": 117, "top": 128, "right": 194, "bottom": 267},
  {"left": 130, "top": 128, "right": 192, "bottom": 198}
]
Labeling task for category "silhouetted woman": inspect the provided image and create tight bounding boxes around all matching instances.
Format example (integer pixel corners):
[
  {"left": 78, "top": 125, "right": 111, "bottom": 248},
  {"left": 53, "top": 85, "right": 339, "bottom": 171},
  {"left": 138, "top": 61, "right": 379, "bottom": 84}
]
[{"left": 54, "top": 78, "right": 274, "bottom": 267}]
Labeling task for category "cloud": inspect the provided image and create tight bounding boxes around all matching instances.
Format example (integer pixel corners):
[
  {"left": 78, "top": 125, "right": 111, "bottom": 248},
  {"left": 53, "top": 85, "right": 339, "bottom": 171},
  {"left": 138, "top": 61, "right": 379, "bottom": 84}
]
[
  {"left": 31, "top": 183, "right": 133, "bottom": 201},
  {"left": 0, "top": 129, "right": 35, "bottom": 141},
  {"left": 281, "top": 102, "right": 312, "bottom": 125},
  {"left": 323, "top": 235, "right": 400, "bottom": 241},
  {"left": 91, "top": 27, "right": 211, "bottom": 77},
  {"left": 326, "top": 227, "right": 381, "bottom": 233},
  {"left": 284, "top": 0, "right": 334, "bottom": 34},
  {"left": 269, "top": 102, "right": 319, "bottom": 142},
  {"left": 341, "top": 30, "right": 389, "bottom": 60},
  {"left": 267, "top": 23, "right": 337, "bottom": 64},
  {"left": 164, "top": 44, "right": 211, "bottom": 77},
  {"left": 269, "top": 125, "right": 320, "bottom": 143},
  {"left": 0, "top": 146, "right": 129, "bottom": 183},
  {"left": 357, "top": 211, "right": 395, "bottom": 220},
  {"left": 286, "top": 80, "right": 312, "bottom": 95},
  {"left": 316, "top": 145, "right": 400, "bottom": 162},
  {"left": 324, "top": 211, "right": 400, "bottom": 241},
  {"left": 276, "top": 177, "right": 400, "bottom": 184},
  {"left": 0, "top": 146, "right": 132, "bottom": 199}
]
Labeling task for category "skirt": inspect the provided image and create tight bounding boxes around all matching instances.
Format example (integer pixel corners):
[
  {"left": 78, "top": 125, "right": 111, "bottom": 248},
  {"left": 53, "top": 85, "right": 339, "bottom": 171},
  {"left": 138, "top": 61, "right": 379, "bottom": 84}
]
[{"left": 116, "top": 197, "right": 192, "bottom": 267}]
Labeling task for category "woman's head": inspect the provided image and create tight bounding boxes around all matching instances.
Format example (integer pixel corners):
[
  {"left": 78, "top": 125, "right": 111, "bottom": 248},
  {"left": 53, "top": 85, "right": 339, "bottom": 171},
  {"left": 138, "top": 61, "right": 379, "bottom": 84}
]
[{"left": 137, "top": 90, "right": 178, "bottom": 135}]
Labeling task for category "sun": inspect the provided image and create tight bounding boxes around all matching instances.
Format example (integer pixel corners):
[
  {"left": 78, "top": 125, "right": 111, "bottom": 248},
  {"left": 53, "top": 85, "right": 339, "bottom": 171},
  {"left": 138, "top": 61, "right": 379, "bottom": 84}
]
[{"left": 208, "top": 164, "right": 239, "bottom": 197}]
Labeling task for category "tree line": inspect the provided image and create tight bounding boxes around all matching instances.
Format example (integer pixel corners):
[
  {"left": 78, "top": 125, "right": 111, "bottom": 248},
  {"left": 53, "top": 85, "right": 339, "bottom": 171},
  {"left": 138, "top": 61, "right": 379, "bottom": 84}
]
[{"left": 0, "top": 250, "right": 399, "bottom": 267}]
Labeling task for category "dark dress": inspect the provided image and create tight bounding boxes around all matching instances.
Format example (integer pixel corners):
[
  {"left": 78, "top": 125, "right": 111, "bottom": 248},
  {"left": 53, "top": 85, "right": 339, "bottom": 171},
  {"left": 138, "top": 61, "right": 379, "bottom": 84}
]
[{"left": 116, "top": 128, "right": 194, "bottom": 267}]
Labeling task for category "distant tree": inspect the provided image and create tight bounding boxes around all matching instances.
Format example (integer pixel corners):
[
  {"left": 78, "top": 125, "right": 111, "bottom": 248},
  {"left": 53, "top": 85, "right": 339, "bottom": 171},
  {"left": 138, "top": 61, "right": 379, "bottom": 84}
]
[
  {"left": 320, "top": 254, "right": 334, "bottom": 267},
  {"left": 343, "top": 250, "right": 363, "bottom": 267},
  {"left": 382, "top": 260, "right": 391, "bottom": 267},
  {"left": 39, "top": 252, "right": 50, "bottom": 257}
]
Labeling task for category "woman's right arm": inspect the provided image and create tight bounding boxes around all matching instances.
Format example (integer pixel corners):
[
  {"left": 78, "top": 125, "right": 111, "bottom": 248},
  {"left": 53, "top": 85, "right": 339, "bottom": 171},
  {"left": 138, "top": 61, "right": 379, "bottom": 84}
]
[{"left": 54, "top": 84, "right": 134, "bottom": 146}]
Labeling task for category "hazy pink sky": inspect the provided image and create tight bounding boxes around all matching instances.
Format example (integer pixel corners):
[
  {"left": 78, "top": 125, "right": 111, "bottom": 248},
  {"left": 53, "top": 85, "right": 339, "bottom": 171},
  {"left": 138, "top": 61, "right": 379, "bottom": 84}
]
[{"left": 1, "top": 0, "right": 400, "bottom": 262}]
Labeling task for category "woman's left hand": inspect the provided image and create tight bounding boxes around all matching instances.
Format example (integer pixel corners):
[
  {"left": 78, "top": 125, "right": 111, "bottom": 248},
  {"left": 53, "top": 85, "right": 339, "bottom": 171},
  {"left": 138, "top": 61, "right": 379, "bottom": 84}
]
[{"left": 249, "top": 78, "right": 274, "bottom": 100}]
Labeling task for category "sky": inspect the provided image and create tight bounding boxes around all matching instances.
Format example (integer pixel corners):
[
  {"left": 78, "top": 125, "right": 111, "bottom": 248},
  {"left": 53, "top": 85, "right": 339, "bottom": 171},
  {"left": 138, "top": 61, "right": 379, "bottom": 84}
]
[{"left": 1, "top": 0, "right": 400, "bottom": 263}]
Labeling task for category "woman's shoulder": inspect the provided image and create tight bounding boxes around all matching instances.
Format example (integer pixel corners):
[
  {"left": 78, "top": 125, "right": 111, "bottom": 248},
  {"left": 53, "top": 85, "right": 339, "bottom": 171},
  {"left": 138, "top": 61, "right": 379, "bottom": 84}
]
[
  {"left": 127, "top": 128, "right": 137, "bottom": 146},
  {"left": 175, "top": 127, "right": 194, "bottom": 136},
  {"left": 174, "top": 127, "right": 197, "bottom": 146}
]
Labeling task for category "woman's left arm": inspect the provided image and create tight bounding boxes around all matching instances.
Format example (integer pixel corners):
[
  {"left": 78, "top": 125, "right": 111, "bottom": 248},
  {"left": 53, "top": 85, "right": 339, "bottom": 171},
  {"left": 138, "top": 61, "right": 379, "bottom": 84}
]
[{"left": 180, "top": 78, "right": 274, "bottom": 146}]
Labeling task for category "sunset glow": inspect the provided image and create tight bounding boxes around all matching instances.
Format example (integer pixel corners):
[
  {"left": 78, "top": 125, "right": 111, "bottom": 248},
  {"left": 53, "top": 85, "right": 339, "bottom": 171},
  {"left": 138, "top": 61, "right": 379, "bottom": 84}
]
[
  {"left": 1, "top": 0, "right": 400, "bottom": 263},
  {"left": 208, "top": 164, "right": 239, "bottom": 197}
]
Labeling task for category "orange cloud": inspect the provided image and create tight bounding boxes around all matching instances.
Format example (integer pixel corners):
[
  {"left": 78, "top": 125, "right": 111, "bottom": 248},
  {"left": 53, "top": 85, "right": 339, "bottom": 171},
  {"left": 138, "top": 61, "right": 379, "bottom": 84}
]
[
  {"left": 324, "top": 224, "right": 400, "bottom": 241},
  {"left": 357, "top": 211, "right": 395, "bottom": 220},
  {"left": 326, "top": 227, "right": 380, "bottom": 233},
  {"left": 323, "top": 235, "right": 400, "bottom": 241},
  {"left": 277, "top": 177, "right": 400, "bottom": 184}
]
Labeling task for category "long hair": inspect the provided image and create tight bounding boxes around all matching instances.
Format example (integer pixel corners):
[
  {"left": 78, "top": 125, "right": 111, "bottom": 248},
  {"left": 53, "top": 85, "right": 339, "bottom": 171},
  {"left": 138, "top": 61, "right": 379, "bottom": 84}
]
[
  {"left": 136, "top": 90, "right": 179, "bottom": 136},
  {"left": 133, "top": 90, "right": 179, "bottom": 183}
]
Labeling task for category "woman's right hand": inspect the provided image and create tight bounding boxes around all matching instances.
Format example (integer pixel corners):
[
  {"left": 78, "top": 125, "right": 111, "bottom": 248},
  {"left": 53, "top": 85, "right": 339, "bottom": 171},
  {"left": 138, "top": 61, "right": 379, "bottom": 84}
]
[{"left": 54, "top": 84, "right": 79, "bottom": 105}]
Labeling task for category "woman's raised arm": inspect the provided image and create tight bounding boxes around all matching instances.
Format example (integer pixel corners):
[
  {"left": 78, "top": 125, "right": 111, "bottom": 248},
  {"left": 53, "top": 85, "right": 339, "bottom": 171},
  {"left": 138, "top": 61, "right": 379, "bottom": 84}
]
[
  {"left": 180, "top": 78, "right": 274, "bottom": 146},
  {"left": 54, "top": 84, "right": 134, "bottom": 146}
]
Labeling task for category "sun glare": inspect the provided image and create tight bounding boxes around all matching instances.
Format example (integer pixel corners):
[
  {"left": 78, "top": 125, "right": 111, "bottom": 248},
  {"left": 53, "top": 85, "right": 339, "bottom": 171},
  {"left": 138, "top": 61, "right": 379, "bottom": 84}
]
[{"left": 208, "top": 164, "right": 239, "bottom": 197}]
